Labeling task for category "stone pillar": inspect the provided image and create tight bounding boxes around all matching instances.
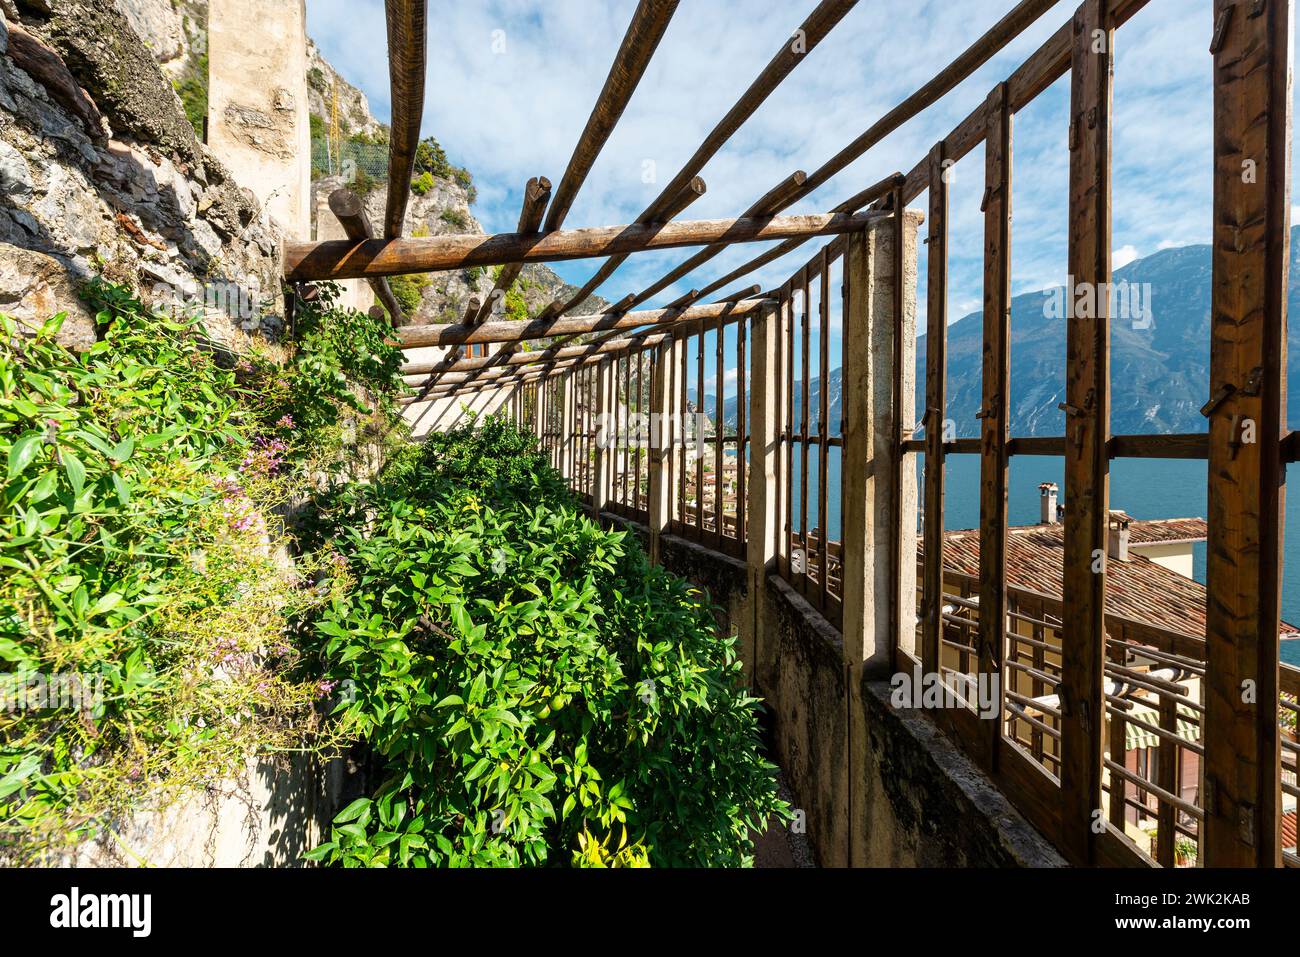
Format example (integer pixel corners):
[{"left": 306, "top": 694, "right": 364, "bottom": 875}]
[
  {"left": 840, "top": 212, "right": 921, "bottom": 679},
  {"left": 559, "top": 372, "right": 576, "bottom": 484},
  {"left": 207, "top": 0, "right": 311, "bottom": 237},
  {"left": 745, "top": 302, "right": 781, "bottom": 684}
]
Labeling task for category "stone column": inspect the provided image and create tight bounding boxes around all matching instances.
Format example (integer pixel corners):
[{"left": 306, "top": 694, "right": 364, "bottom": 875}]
[
  {"left": 647, "top": 339, "right": 677, "bottom": 566},
  {"left": 745, "top": 302, "right": 781, "bottom": 684},
  {"left": 840, "top": 212, "right": 921, "bottom": 679},
  {"left": 207, "top": 0, "right": 311, "bottom": 237}
]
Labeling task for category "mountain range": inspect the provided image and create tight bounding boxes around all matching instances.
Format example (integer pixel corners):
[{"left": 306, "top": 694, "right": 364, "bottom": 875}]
[{"left": 716, "top": 227, "right": 1300, "bottom": 438}]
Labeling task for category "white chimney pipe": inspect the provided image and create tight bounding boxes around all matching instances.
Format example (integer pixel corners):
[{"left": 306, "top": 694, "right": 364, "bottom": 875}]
[
  {"left": 1108, "top": 511, "right": 1131, "bottom": 562},
  {"left": 1039, "top": 483, "right": 1059, "bottom": 525}
]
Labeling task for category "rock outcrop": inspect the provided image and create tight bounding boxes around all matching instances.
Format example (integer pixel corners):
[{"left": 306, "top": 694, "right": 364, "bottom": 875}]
[{"left": 0, "top": 0, "right": 286, "bottom": 350}]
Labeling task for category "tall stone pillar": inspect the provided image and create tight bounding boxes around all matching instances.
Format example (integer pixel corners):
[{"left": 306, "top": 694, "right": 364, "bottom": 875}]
[{"left": 207, "top": 0, "right": 311, "bottom": 237}]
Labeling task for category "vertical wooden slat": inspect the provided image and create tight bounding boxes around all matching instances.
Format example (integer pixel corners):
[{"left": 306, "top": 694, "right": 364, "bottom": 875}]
[
  {"left": 818, "top": 248, "right": 832, "bottom": 613},
  {"left": 923, "top": 142, "right": 950, "bottom": 679},
  {"left": 648, "top": 340, "right": 674, "bottom": 565},
  {"left": 780, "top": 282, "right": 795, "bottom": 580},
  {"left": 800, "top": 272, "right": 812, "bottom": 595},
  {"left": 1061, "top": 0, "right": 1112, "bottom": 867},
  {"left": 1157, "top": 697, "right": 1177, "bottom": 867},
  {"left": 977, "top": 82, "right": 1012, "bottom": 772},
  {"left": 715, "top": 312, "right": 726, "bottom": 548},
  {"left": 696, "top": 329, "right": 706, "bottom": 536},
  {"left": 737, "top": 316, "right": 748, "bottom": 546},
  {"left": 1204, "top": 0, "right": 1292, "bottom": 868},
  {"left": 678, "top": 335, "right": 688, "bottom": 532}
]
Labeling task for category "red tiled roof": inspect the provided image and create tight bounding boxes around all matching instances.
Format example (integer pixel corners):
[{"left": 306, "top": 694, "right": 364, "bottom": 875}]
[
  {"left": 922, "top": 518, "right": 1294, "bottom": 639},
  {"left": 1284, "top": 811, "right": 1297, "bottom": 853}
]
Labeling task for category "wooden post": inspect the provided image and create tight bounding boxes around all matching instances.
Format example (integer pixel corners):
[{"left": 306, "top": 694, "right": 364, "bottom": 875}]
[
  {"left": 592, "top": 359, "right": 615, "bottom": 519},
  {"left": 648, "top": 338, "right": 678, "bottom": 566},
  {"left": 1203, "top": 0, "right": 1292, "bottom": 868},
  {"left": 922, "top": 142, "right": 949, "bottom": 680},
  {"left": 1061, "top": 0, "right": 1111, "bottom": 867},
  {"left": 976, "top": 82, "right": 1012, "bottom": 772},
  {"left": 841, "top": 228, "right": 882, "bottom": 676},
  {"left": 747, "top": 302, "right": 782, "bottom": 682}
]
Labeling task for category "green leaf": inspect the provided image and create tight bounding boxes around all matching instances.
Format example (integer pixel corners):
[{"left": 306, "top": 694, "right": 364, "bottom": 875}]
[
  {"left": 7, "top": 431, "right": 43, "bottom": 480},
  {"left": 62, "top": 452, "right": 86, "bottom": 497}
]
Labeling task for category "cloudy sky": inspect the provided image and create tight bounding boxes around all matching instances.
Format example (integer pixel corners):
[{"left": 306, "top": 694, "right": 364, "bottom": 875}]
[{"left": 305, "top": 0, "right": 1281, "bottom": 388}]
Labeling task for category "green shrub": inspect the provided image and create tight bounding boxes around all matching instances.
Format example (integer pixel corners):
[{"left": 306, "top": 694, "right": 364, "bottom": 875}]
[
  {"left": 440, "top": 208, "right": 467, "bottom": 230},
  {"left": 0, "top": 281, "right": 401, "bottom": 861},
  {"left": 411, "top": 172, "right": 436, "bottom": 197},
  {"left": 303, "top": 417, "right": 787, "bottom": 867},
  {"left": 388, "top": 274, "right": 430, "bottom": 318}
]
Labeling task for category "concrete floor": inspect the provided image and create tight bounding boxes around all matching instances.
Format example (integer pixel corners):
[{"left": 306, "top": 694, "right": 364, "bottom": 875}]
[{"left": 752, "top": 773, "right": 816, "bottom": 868}]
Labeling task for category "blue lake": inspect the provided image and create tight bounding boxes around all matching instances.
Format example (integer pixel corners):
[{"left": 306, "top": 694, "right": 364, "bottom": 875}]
[{"left": 787, "top": 450, "right": 1300, "bottom": 667}]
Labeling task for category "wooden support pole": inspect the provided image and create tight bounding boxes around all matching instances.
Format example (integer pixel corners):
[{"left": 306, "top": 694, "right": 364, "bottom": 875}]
[
  {"left": 560, "top": 371, "right": 576, "bottom": 485},
  {"left": 1203, "top": 0, "right": 1292, "bottom": 868},
  {"left": 592, "top": 359, "right": 615, "bottom": 518},
  {"left": 922, "top": 142, "right": 949, "bottom": 679},
  {"left": 284, "top": 211, "right": 884, "bottom": 283},
  {"left": 397, "top": 298, "right": 769, "bottom": 349},
  {"left": 543, "top": 0, "right": 680, "bottom": 232},
  {"left": 327, "top": 188, "right": 407, "bottom": 323},
  {"left": 472, "top": 176, "right": 552, "bottom": 325},
  {"left": 746, "top": 301, "right": 781, "bottom": 683},
  {"left": 1060, "top": 0, "right": 1112, "bottom": 867},
  {"left": 534, "top": 0, "right": 858, "bottom": 320},
  {"left": 648, "top": 338, "right": 676, "bottom": 565},
  {"left": 976, "top": 82, "right": 1012, "bottom": 772},
  {"left": 383, "top": 0, "right": 428, "bottom": 238}
]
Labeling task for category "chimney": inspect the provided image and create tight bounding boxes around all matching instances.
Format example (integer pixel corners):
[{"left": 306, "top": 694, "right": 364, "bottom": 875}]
[
  {"left": 1039, "top": 483, "right": 1059, "bottom": 525},
  {"left": 1108, "top": 510, "right": 1131, "bottom": 562}
]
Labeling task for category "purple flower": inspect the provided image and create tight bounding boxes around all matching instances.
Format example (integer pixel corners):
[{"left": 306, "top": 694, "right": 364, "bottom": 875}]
[{"left": 276, "top": 414, "right": 295, "bottom": 431}]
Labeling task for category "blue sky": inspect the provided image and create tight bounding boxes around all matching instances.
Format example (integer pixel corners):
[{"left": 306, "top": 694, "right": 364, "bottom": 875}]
[{"left": 306, "top": 0, "right": 1292, "bottom": 395}]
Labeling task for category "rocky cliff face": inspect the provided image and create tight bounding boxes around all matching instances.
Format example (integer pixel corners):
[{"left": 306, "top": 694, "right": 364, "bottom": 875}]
[{"left": 0, "top": 0, "right": 287, "bottom": 350}]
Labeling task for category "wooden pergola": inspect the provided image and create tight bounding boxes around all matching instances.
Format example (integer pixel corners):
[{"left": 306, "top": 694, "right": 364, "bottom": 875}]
[{"left": 281, "top": 0, "right": 1298, "bottom": 870}]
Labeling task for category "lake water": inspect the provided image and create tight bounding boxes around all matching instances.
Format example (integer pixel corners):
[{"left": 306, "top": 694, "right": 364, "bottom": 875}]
[{"left": 787, "top": 449, "right": 1300, "bottom": 666}]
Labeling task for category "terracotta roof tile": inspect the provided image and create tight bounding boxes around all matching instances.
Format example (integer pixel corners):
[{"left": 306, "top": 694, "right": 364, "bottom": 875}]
[{"left": 921, "top": 519, "right": 1293, "bottom": 639}]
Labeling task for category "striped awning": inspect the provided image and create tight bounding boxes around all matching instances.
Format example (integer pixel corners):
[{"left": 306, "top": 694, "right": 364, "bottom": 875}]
[{"left": 1121, "top": 703, "right": 1201, "bottom": 752}]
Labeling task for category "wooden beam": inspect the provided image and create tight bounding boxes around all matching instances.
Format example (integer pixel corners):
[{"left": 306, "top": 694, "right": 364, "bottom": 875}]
[
  {"left": 472, "top": 176, "right": 552, "bottom": 325},
  {"left": 384, "top": 0, "right": 428, "bottom": 238},
  {"left": 922, "top": 143, "right": 948, "bottom": 680},
  {"left": 403, "top": 333, "right": 665, "bottom": 377},
  {"left": 1203, "top": 0, "right": 1291, "bottom": 869},
  {"left": 544, "top": 0, "right": 680, "bottom": 232},
  {"left": 398, "top": 297, "right": 769, "bottom": 348},
  {"left": 326, "top": 188, "right": 407, "bottom": 323},
  {"left": 976, "top": 83, "right": 1012, "bottom": 773},
  {"left": 534, "top": 0, "right": 859, "bottom": 319},
  {"left": 284, "top": 211, "right": 884, "bottom": 282},
  {"left": 1060, "top": 0, "right": 1112, "bottom": 868}
]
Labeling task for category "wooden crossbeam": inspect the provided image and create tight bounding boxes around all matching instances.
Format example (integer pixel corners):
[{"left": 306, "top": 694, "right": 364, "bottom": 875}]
[
  {"left": 470, "top": 176, "right": 552, "bottom": 326},
  {"left": 284, "top": 211, "right": 882, "bottom": 282},
  {"left": 403, "top": 333, "right": 664, "bottom": 377},
  {"left": 383, "top": 0, "right": 428, "bottom": 238},
  {"left": 543, "top": 0, "right": 681, "bottom": 232},
  {"left": 398, "top": 297, "right": 769, "bottom": 349},
  {"left": 326, "top": 188, "right": 407, "bottom": 323},
  {"left": 535, "top": 0, "right": 860, "bottom": 321}
]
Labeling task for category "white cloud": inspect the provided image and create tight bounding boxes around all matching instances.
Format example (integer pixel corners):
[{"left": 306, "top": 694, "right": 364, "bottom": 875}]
[{"left": 1113, "top": 244, "right": 1140, "bottom": 269}]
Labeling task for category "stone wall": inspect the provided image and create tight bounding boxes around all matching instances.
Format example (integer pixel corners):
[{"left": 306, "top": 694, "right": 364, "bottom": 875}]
[{"left": 637, "top": 522, "right": 1065, "bottom": 869}]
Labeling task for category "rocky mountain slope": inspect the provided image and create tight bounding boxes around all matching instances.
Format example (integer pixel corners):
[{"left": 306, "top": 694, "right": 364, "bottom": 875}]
[{"left": 120, "top": 0, "right": 608, "bottom": 328}]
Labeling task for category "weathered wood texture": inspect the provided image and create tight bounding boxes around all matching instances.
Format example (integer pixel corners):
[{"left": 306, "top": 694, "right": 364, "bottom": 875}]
[
  {"left": 383, "top": 0, "right": 428, "bottom": 238},
  {"left": 922, "top": 143, "right": 948, "bottom": 679},
  {"left": 1060, "top": 0, "right": 1112, "bottom": 867},
  {"left": 326, "top": 188, "right": 406, "bottom": 322},
  {"left": 1203, "top": 0, "right": 1292, "bottom": 868},
  {"left": 284, "top": 211, "right": 885, "bottom": 282},
  {"left": 977, "top": 83, "right": 1011, "bottom": 772}
]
